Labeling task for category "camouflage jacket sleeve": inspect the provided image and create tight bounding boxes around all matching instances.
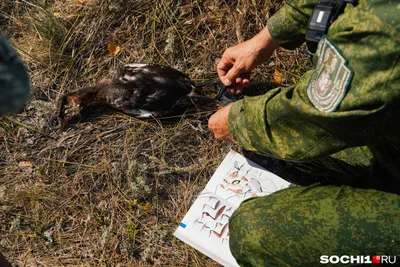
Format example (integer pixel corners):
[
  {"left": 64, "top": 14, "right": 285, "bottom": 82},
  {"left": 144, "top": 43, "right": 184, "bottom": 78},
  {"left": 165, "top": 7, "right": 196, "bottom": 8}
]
[
  {"left": 267, "top": 0, "right": 319, "bottom": 50},
  {"left": 228, "top": 0, "right": 400, "bottom": 162}
]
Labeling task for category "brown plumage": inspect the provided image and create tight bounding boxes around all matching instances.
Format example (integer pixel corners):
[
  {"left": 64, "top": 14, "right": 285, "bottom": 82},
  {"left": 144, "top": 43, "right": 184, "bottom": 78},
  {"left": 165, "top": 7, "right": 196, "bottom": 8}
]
[{"left": 59, "top": 64, "right": 228, "bottom": 128}]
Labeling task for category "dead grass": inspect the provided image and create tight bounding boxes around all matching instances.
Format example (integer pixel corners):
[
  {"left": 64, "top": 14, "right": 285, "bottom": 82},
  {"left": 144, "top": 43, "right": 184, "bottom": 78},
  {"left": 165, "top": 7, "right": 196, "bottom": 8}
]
[{"left": 0, "top": 0, "right": 311, "bottom": 266}]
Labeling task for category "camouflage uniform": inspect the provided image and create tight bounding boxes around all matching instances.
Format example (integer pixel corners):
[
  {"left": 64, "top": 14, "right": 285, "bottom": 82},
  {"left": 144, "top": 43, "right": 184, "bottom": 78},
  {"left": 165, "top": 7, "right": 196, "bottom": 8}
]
[
  {"left": 228, "top": 0, "right": 400, "bottom": 265},
  {"left": 0, "top": 36, "right": 30, "bottom": 115}
]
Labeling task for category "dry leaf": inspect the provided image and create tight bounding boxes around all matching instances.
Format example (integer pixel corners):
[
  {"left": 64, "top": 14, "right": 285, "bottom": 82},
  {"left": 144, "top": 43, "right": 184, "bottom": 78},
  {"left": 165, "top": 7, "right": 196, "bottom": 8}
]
[
  {"left": 76, "top": 0, "right": 85, "bottom": 4},
  {"left": 273, "top": 69, "right": 286, "bottom": 84},
  {"left": 107, "top": 42, "right": 120, "bottom": 56},
  {"left": 18, "top": 161, "right": 33, "bottom": 168},
  {"left": 142, "top": 202, "right": 152, "bottom": 213},
  {"left": 53, "top": 12, "right": 61, "bottom": 18}
]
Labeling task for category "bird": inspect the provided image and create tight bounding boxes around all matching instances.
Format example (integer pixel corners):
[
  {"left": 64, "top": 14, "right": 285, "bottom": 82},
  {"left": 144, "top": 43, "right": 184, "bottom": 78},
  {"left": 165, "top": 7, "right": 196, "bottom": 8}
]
[{"left": 58, "top": 63, "right": 230, "bottom": 129}]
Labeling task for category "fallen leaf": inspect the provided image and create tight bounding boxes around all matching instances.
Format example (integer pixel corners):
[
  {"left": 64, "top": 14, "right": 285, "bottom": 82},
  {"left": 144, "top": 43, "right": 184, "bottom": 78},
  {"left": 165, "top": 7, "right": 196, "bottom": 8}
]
[
  {"left": 18, "top": 161, "right": 33, "bottom": 168},
  {"left": 142, "top": 202, "right": 152, "bottom": 213},
  {"left": 53, "top": 12, "right": 61, "bottom": 18},
  {"left": 273, "top": 69, "right": 286, "bottom": 84},
  {"left": 107, "top": 42, "right": 120, "bottom": 56},
  {"left": 76, "top": 0, "right": 85, "bottom": 4}
]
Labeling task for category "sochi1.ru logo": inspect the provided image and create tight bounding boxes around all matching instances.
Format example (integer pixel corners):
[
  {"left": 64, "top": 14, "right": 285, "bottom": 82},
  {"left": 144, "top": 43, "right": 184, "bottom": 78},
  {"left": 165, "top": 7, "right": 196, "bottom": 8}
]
[{"left": 320, "top": 255, "right": 397, "bottom": 264}]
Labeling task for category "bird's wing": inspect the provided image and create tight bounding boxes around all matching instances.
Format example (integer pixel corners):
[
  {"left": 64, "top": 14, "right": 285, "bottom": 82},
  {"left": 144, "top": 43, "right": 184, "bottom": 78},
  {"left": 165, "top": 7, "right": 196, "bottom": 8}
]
[{"left": 115, "top": 64, "right": 196, "bottom": 111}]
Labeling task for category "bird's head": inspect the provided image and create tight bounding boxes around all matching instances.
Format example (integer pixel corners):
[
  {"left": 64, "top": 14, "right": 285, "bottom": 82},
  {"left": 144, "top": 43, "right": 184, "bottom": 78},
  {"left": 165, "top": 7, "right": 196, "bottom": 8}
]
[{"left": 58, "top": 92, "right": 83, "bottom": 130}]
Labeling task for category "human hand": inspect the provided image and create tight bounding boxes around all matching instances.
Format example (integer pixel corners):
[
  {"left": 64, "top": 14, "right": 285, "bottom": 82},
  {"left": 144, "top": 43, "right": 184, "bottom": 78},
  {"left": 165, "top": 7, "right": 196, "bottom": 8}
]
[
  {"left": 208, "top": 103, "right": 233, "bottom": 141},
  {"left": 217, "top": 27, "right": 279, "bottom": 95}
]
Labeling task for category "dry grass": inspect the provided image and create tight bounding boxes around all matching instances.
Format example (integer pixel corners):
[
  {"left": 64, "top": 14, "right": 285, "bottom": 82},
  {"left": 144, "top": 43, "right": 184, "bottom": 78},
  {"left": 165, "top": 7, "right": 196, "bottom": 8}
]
[{"left": 0, "top": 0, "right": 311, "bottom": 266}]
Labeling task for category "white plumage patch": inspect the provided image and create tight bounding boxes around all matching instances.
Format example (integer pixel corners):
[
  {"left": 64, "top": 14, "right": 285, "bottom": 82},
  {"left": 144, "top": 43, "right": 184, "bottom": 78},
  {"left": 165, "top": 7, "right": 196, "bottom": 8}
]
[
  {"left": 124, "top": 63, "right": 147, "bottom": 69},
  {"left": 153, "top": 76, "right": 167, "bottom": 83},
  {"left": 123, "top": 74, "right": 137, "bottom": 81},
  {"left": 124, "top": 109, "right": 155, "bottom": 118},
  {"left": 141, "top": 68, "right": 151, "bottom": 73}
]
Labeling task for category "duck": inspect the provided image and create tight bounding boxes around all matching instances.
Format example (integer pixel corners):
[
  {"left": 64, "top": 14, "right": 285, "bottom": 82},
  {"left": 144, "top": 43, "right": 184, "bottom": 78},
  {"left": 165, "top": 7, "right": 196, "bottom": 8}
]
[{"left": 58, "top": 63, "right": 229, "bottom": 128}]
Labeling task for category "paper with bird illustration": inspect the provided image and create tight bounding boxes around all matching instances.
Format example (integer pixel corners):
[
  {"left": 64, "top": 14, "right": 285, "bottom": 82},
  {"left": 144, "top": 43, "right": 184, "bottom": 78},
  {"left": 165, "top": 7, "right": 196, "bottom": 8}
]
[{"left": 174, "top": 150, "right": 292, "bottom": 267}]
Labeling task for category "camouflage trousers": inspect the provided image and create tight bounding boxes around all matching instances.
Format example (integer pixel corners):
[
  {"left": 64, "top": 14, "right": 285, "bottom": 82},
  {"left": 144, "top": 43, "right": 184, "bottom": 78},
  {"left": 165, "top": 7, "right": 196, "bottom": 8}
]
[
  {"left": 230, "top": 147, "right": 400, "bottom": 266},
  {"left": 229, "top": 184, "right": 400, "bottom": 266}
]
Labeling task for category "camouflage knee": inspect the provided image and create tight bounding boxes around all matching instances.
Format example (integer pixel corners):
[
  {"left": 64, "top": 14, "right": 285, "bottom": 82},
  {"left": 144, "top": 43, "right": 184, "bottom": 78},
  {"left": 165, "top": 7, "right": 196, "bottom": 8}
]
[
  {"left": 229, "top": 195, "right": 293, "bottom": 267},
  {"left": 229, "top": 184, "right": 400, "bottom": 266}
]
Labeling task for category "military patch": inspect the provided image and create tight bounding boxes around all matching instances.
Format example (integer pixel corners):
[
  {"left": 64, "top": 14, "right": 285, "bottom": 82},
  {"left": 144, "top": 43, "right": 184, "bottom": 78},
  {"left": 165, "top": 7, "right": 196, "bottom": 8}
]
[{"left": 307, "top": 36, "right": 353, "bottom": 112}]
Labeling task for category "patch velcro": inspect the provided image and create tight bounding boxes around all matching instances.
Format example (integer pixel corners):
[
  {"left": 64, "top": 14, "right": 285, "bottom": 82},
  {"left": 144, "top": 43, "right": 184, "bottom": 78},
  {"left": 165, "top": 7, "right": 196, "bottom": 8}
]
[{"left": 307, "top": 37, "right": 353, "bottom": 112}]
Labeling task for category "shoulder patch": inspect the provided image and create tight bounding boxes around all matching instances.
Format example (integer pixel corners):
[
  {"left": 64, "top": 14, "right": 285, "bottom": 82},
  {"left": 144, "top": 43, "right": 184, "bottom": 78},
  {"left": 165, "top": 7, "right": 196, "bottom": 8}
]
[{"left": 307, "top": 37, "right": 353, "bottom": 112}]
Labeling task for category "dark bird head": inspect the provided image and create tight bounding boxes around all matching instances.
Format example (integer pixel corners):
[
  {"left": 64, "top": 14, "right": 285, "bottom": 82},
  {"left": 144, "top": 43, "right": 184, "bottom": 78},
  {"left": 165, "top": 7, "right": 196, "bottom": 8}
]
[
  {"left": 58, "top": 92, "right": 83, "bottom": 130},
  {"left": 58, "top": 86, "right": 101, "bottom": 130}
]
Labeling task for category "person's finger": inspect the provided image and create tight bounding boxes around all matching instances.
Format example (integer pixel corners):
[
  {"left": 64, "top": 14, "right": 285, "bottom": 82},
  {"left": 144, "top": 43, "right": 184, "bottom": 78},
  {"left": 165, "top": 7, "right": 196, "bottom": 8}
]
[
  {"left": 223, "top": 64, "right": 242, "bottom": 86},
  {"left": 235, "top": 77, "right": 243, "bottom": 94},
  {"left": 217, "top": 57, "right": 233, "bottom": 86},
  {"left": 229, "top": 82, "right": 236, "bottom": 94},
  {"left": 208, "top": 103, "right": 232, "bottom": 139},
  {"left": 242, "top": 73, "right": 251, "bottom": 86}
]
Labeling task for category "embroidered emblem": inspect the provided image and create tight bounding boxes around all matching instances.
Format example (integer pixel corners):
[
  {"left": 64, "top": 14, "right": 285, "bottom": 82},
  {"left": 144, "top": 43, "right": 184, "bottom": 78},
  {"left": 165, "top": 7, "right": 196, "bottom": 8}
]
[{"left": 307, "top": 37, "right": 353, "bottom": 112}]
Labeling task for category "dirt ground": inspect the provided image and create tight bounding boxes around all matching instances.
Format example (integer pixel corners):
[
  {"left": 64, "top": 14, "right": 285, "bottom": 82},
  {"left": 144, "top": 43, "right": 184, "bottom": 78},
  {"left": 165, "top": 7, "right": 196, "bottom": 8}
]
[{"left": 0, "top": 0, "right": 311, "bottom": 266}]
